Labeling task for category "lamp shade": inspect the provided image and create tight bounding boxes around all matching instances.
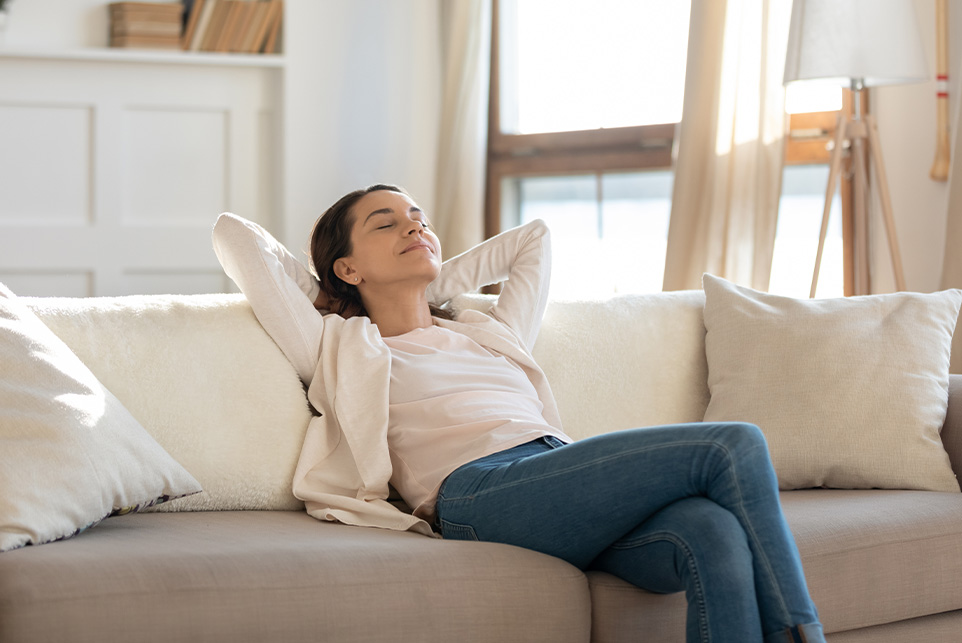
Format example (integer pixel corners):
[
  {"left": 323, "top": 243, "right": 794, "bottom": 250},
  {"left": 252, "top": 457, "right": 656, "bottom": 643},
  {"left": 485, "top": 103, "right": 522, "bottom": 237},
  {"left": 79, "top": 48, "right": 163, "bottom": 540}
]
[{"left": 784, "top": 0, "right": 928, "bottom": 86}]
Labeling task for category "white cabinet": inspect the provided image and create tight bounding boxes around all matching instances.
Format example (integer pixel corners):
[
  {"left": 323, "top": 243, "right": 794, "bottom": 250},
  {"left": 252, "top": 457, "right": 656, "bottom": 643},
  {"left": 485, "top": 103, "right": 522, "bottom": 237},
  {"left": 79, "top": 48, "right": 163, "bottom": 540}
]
[{"left": 0, "top": 48, "right": 283, "bottom": 296}]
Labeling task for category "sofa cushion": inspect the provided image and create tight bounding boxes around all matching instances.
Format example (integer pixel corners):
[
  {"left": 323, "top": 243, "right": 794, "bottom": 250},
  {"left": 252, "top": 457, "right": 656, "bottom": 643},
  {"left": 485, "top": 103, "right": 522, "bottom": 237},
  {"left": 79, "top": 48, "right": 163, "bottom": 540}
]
[
  {"left": 782, "top": 489, "right": 962, "bottom": 633},
  {"left": 444, "top": 291, "right": 712, "bottom": 441},
  {"left": 0, "top": 511, "right": 590, "bottom": 643},
  {"left": 0, "top": 283, "right": 201, "bottom": 552},
  {"left": 702, "top": 274, "right": 961, "bottom": 492},
  {"left": 586, "top": 489, "right": 962, "bottom": 640},
  {"left": 24, "top": 293, "right": 313, "bottom": 512}
]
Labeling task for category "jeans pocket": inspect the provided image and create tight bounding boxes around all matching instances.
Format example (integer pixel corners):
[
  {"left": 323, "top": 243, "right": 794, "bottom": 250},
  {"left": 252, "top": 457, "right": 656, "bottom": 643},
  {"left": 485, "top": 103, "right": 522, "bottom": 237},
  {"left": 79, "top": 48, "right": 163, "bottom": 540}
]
[{"left": 439, "top": 519, "right": 480, "bottom": 541}]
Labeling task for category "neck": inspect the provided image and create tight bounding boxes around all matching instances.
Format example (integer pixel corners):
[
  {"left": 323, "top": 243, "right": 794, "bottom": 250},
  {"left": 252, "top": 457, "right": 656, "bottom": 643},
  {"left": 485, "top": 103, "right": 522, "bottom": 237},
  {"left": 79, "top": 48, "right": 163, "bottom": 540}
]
[{"left": 361, "top": 284, "right": 434, "bottom": 337}]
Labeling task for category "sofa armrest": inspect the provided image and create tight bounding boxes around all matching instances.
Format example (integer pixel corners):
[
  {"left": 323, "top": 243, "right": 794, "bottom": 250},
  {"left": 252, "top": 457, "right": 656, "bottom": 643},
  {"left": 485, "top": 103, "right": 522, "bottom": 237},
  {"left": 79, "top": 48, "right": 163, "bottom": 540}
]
[{"left": 942, "top": 375, "right": 962, "bottom": 479}]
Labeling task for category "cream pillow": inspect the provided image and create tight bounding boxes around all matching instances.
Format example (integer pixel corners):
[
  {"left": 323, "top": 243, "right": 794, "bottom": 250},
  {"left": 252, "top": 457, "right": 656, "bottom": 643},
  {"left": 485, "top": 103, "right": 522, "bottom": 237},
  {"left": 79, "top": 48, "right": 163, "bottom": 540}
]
[
  {"left": 702, "top": 274, "right": 961, "bottom": 492},
  {"left": 0, "top": 283, "right": 201, "bottom": 552}
]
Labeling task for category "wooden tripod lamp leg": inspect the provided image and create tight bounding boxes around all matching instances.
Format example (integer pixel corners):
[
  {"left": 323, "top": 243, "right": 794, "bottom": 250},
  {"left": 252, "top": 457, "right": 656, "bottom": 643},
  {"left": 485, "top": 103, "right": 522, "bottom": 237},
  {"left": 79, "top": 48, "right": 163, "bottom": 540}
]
[
  {"left": 811, "top": 115, "right": 848, "bottom": 298},
  {"left": 865, "top": 114, "right": 907, "bottom": 291}
]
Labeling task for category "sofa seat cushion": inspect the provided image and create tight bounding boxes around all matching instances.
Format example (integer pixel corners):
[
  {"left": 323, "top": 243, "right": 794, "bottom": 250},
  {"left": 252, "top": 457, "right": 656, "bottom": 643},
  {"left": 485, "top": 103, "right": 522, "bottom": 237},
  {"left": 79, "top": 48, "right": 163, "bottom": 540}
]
[
  {"left": 782, "top": 489, "right": 962, "bottom": 633},
  {"left": 0, "top": 511, "right": 590, "bottom": 643},
  {"left": 586, "top": 489, "right": 962, "bottom": 642}
]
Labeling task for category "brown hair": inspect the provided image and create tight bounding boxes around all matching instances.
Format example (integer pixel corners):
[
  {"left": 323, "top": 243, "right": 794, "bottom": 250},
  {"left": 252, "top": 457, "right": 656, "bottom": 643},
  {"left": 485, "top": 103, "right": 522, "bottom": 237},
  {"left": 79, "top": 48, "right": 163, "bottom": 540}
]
[{"left": 309, "top": 184, "right": 452, "bottom": 320}]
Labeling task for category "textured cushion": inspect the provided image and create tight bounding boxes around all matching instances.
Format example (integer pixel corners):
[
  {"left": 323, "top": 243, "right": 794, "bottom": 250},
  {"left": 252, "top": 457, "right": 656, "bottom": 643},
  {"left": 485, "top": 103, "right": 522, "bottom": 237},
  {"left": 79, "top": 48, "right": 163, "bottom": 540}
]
[
  {"left": 453, "top": 291, "right": 711, "bottom": 441},
  {"left": 587, "top": 489, "right": 962, "bottom": 640},
  {"left": 783, "top": 489, "right": 962, "bottom": 633},
  {"left": 702, "top": 274, "right": 961, "bottom": 492},
  {"left": 24, "top": 293, "right": 313, "bottom": 512},
  {"left": 0, "top": 283, "right": 201, "bottom": 552},
  {"left": 0, "top": 511, "right": 591, "bottom": 643}
]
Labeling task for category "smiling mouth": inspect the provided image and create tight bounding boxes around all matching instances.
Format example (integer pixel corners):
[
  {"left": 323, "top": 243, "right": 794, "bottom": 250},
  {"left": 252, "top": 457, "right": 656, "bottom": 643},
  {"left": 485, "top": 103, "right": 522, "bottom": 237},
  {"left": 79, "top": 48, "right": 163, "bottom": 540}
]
[{"left": 402, "top": 243, "right": 433, "bottom": 254}]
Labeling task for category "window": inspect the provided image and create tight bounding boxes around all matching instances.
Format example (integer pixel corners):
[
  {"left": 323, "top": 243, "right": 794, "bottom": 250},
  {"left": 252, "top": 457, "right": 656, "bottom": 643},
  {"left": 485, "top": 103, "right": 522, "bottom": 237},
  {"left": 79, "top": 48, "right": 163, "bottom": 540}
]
[
  {"left": 771, "top": 82, "right": 849, "bottom": 298},
  {"left": 489, "top": 2, "right": 849, "bottom": 298},
  {"left": 488, "top": 0, "right": 690, "bottom": 298}
]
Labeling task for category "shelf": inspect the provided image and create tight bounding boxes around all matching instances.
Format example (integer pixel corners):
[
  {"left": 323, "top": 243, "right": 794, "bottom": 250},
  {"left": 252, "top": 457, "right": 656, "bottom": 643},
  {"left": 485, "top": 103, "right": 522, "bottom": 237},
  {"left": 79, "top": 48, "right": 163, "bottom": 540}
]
[{"left": 0, "top": 46, "right": 284, "bottom": 68}]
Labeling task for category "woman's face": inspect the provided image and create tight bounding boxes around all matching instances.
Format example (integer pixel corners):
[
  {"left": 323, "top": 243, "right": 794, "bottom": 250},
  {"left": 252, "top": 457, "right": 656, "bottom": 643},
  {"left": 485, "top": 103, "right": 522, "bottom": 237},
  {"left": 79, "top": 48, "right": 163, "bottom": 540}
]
[{"left": 333, "top": 190, "right": 442, "bottom": 290}]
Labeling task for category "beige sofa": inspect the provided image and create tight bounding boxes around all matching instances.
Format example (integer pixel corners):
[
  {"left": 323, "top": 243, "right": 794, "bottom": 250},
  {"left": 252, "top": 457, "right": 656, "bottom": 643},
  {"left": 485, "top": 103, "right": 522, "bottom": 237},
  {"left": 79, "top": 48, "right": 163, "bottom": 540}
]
[{"left": 2, "top": 290, "right": 961, "bottom": 643}]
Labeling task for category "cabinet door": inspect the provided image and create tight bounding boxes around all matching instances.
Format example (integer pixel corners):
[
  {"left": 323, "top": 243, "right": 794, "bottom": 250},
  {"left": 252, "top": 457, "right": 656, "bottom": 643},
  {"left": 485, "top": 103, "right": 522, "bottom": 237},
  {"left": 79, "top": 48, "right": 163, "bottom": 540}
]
[{"left": 0, "top": 57, "right": 279, "bottom": 297}]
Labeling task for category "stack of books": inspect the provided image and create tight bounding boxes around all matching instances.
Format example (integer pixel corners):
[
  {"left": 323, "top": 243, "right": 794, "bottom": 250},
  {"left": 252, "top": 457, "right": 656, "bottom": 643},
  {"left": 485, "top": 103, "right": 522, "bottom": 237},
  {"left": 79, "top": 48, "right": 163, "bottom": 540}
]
[
  {"left": 109, "top": 2, "right": 185, "bottom": 50},
  {"left": 183, "top": 0, "right": 283, "bottom": 54}
]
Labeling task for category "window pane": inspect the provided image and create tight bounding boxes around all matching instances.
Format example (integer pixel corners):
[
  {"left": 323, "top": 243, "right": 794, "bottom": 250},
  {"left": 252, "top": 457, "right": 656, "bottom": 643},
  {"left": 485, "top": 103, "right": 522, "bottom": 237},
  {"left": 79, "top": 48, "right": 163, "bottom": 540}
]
[
  {"left": 769, "top": 165, "right": 844, "bottom": 298},
  {"left": 505, "top": 171, "right": 673, "bottom": 298},
  {"left": 785, "top": 81, "right": 843, "bottom": 114},
  {"left": 500, "top": 0, "right": 692, "bottom": 134}
]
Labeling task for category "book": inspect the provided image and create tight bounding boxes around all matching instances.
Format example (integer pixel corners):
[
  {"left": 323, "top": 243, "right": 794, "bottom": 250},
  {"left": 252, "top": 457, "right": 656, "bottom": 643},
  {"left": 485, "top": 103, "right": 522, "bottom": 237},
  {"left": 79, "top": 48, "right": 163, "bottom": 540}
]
[
  {"left": 188, "top": 0, "right": 218, "bottom": 50},
  {"left": 182, "top": 0, "right": 206, "bottom": 48},
  {"left": 262, "top": 0, "right": 282, "bottom": 54},
  {"left": 182, "top": 0, "right": 281, "bottom": 55},
  {"left": 109, "top": 1, "right": 184, "bottom": 15},
  {"left": 109, "top": 2, "right": 184, "bottom": 22},
  {"left": 229, "top": 1, "right": 257, "bottom": 52},
  {"left": 200, "top": 0, "right": 231, "bottom": 50},
  {"left": 214, "top": 1, "right": 245, "bottom": 52},
  {"left": 110, "top": 34, "right": 183, "bottom": 49},
  {"left": 237, "top": 2, "right": 264, "bottom": 51},
  {"left": 112, "top": 21, "right": 183, "bottom": 37}
]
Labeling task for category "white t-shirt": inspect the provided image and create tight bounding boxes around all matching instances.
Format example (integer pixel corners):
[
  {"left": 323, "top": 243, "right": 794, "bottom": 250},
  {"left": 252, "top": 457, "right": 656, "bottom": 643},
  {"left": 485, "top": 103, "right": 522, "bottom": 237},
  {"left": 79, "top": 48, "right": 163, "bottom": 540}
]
[{"left": 384, "top": 324, "right": 566, "bottom": 522}]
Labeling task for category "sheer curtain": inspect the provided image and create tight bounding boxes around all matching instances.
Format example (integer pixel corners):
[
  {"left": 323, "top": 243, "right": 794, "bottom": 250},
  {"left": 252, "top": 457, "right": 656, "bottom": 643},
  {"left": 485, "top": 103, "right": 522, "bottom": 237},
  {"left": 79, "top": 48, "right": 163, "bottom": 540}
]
[
  {"left": 662, "top": 0, "right": 792, "bottom": 292},
  {"left": 433, "top": 0, "right": 492, "bottom": 259},
  {"left": 940, "top": 97, "right": 962, "bottom": 373}
]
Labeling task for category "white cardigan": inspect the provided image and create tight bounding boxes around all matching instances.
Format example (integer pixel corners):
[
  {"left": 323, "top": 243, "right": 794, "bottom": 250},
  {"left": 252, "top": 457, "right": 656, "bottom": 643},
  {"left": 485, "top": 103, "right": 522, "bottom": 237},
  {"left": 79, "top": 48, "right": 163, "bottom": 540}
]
[{"left": 212, "top": 213, "right": 565, "bottom": 536}]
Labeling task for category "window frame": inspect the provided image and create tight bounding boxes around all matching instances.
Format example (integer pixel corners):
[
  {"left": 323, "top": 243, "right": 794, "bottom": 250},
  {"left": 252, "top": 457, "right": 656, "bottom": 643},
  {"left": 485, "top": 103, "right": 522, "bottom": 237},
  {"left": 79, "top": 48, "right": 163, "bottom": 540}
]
[{"left": 484, "top": 0, "right": 676, "bottom": 239}]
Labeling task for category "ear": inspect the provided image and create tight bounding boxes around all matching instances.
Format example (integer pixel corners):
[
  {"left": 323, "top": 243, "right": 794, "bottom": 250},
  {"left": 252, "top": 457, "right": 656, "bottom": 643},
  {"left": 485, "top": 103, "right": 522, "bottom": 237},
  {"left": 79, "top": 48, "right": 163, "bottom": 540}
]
[{"left": 333, "top": 258, "right": 359, "bottom": 285}]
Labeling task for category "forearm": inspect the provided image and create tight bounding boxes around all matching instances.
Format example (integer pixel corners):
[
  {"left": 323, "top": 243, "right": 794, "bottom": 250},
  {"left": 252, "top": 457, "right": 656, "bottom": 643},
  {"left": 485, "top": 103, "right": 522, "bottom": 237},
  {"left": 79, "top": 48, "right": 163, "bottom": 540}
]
[
  {"left": 212, "top": 213, "right": 323, "bottom": 383},
  {"left": 428, "top": 219, "right": 549, "bottom": 304},
  {"left": 428, "top": 219, "right": 551, "bottom": 348}
]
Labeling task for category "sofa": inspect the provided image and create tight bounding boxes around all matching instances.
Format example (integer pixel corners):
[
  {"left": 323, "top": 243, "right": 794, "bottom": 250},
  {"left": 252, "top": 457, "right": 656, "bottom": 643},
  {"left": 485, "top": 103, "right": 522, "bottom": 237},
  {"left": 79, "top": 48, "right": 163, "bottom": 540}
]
[{"left": 2, "top": 286, "right": 961, "bottom": 643}]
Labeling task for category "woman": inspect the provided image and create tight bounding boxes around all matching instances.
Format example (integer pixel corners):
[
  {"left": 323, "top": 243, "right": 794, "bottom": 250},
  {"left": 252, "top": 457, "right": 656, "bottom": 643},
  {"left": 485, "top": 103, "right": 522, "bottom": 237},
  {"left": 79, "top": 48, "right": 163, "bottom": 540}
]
[{"left": 213, "top": 184, "right": 824, "bottom": 643}]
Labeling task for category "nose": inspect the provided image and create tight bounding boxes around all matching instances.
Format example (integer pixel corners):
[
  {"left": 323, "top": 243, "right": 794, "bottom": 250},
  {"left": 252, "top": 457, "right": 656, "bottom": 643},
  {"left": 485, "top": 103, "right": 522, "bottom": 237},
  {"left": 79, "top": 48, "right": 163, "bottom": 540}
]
[{"left": 406, "top": 220, "right": 426, "bottom": 235}]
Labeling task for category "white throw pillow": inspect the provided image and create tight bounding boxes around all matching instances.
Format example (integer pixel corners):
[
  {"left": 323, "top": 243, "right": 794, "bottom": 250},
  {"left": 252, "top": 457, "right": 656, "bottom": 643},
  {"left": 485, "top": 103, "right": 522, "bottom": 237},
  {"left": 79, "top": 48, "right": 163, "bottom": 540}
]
[
  {"left": 0, "top": 283, "right": 201, "bottom": 552},
  {"left": 702, "top": 274, "right": 961, "bottom": 492}
]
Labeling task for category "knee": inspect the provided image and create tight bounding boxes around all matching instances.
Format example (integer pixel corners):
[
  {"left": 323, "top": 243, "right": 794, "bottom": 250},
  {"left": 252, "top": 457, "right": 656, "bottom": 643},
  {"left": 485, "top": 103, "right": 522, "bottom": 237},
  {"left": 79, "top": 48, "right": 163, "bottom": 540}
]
[{"left": 713, "top": 422, "right": 769, "bottom": 460}]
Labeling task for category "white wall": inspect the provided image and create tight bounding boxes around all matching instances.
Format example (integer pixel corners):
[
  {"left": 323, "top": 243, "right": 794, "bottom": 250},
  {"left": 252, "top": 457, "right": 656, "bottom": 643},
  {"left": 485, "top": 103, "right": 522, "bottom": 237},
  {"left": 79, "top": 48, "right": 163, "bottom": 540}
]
[
  {"left": 3, "top": 0, "right": 110, "bottom": 48},
  {"left": 872, "top": 0, "right": 962, "bottom": 293},
  {"left": 280, "top": 0, "right": 440, "bottom": 252}
]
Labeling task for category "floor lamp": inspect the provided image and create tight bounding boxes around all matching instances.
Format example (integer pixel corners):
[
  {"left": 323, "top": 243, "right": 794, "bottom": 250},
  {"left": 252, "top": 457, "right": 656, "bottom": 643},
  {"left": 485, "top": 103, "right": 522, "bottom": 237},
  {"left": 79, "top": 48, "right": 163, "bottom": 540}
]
[{"left": 783, "top": 0, "right": 929, "bottom": 297}]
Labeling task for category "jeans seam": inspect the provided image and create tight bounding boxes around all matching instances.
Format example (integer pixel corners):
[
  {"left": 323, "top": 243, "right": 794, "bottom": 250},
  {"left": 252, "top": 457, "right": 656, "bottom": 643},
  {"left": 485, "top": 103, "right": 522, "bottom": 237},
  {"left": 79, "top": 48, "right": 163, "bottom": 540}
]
[
  {"left": 615, "top": 531, "right": 711, "bottom": 643},
  {"left": 716, "top": 439, "right": 794, "bottom": 628}
]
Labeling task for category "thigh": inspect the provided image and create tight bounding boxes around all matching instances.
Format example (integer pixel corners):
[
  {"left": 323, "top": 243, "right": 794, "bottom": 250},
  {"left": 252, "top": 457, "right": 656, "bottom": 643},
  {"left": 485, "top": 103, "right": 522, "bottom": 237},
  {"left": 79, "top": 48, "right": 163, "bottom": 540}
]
[{"left": 436, "top": 422, "right": 762, "bottom": 568}]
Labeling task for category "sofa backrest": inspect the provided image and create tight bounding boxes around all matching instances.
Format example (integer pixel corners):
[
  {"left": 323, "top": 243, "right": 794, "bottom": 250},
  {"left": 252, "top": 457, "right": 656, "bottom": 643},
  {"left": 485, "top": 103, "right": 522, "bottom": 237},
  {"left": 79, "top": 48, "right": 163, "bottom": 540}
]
[
  {"left": 25, "top": 294, "right": 311, "bottom": 512},
  {"left": 453, "top": 290, "right": 711, "bottom": 441},
  {"left": 24, "top": 290, "right": 712, "bottom": 511}
]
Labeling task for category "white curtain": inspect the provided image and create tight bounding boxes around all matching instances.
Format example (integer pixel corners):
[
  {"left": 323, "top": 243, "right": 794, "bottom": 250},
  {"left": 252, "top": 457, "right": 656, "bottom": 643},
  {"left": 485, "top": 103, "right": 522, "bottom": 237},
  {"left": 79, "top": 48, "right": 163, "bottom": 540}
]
[
  {"left": 433, "top": 0, "right": 492, "bottom": 259},
  {"left": 663, "top": 0, "right": 792, "bottom": 292},
  {"left": 940, "top": 77, "right": 962, "bottom": 373}
]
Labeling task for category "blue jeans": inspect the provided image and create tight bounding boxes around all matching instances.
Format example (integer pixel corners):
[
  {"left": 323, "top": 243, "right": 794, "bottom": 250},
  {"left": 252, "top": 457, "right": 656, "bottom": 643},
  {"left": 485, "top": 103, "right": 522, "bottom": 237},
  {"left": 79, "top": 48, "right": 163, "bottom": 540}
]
[{"left": 435, "top": 423, "right": 825, "bottom": 643}]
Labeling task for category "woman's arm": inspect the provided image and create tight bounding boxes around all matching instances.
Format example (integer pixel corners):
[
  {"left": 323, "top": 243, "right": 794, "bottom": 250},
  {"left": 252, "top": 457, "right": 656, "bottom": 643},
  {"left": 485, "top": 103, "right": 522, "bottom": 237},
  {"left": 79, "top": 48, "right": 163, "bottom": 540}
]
[
  {"left": 427, "top": 219, "right": 551, "bottom": 349},
  {"left": 212, "top": 212, "right": 324, "bottom": 385}
]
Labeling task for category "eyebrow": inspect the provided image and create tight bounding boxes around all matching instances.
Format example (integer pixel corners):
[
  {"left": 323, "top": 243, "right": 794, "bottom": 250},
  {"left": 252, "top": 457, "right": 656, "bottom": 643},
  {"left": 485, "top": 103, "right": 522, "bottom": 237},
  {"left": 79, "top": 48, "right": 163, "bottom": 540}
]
[{"left": 363, "top": 206, "right": 423, "bottom": 225}]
